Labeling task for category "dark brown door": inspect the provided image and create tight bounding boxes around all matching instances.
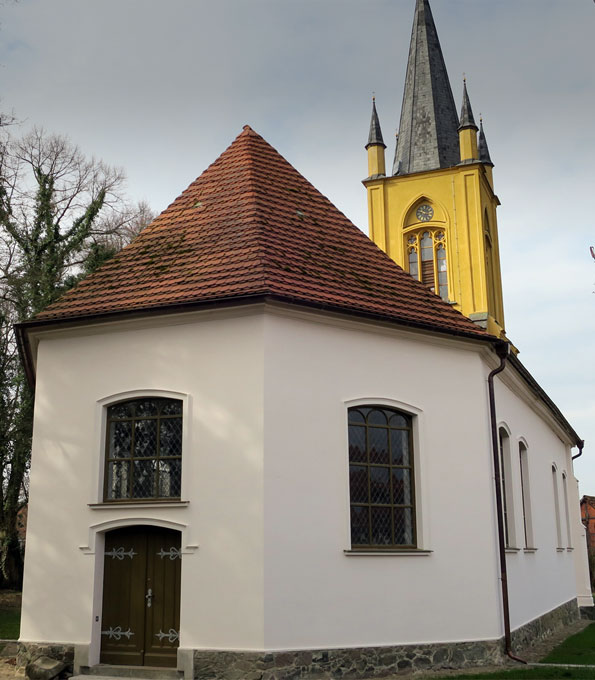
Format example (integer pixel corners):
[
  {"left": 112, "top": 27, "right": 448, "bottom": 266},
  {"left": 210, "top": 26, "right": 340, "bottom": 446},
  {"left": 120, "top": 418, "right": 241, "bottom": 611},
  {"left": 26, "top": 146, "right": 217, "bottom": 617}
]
[{"left": 100, "top": 526, "right": 181, "bottom": 667}]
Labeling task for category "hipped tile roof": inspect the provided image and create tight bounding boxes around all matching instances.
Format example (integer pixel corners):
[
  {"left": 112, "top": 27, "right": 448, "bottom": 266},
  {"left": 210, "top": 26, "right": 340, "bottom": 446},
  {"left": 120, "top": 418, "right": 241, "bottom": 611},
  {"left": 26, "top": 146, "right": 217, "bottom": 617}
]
[{"left": 35, "top": 126, "right": 487, "bottom": 340}]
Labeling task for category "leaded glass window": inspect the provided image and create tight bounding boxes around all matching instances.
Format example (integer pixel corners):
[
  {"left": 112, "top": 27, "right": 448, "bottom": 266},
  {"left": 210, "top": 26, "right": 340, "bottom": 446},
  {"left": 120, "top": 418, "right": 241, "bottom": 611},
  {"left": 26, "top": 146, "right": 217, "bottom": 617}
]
[
  {"left": 406, "top": 230, "right": 449, "bottom": 300},
  {"left": 104, "top": 398, "right": 183, "bottom": 502},
  {"left": 348, "top": 406, "right": 416, "bottom": 549}
]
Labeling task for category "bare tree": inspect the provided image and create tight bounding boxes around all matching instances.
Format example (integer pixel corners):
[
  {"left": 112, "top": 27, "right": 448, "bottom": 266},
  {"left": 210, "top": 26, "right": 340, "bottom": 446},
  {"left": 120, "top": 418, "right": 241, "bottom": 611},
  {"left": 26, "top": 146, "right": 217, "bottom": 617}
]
[{"left": 0, "top": 126, "right": 153, "bottom": 587}]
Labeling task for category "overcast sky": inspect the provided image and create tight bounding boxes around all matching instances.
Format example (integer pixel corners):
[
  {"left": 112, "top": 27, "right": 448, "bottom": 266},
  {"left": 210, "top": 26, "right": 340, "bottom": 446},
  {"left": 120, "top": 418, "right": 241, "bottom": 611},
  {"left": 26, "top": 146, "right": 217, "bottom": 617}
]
[{"left": 2, "top": 0, "right": 594, "bottom": 492}]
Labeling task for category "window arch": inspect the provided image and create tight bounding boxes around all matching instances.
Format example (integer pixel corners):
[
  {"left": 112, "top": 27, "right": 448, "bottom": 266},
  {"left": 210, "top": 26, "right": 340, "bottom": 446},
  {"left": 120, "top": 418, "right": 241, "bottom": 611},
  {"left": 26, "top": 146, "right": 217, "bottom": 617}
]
[
  {"left": 348, "top": 405, "right": 416, "bottom": 549},
  {"left": 406, "top": 230, "right": 448, "bottom": 300},
  {"left": 518, "top": 440, "right": 534, "bottom": 549},
  {"left": 552, "top": 465, "right": 563, "bottom": 549},
  {"left": 104, "top": 397, "right": 183, "bottom": 502},
  {"left": 562, "top": 472, "right": 572, "bottom": 549},
  {"left": 498, "top": 426, "right": 516, "bottom": 548}
]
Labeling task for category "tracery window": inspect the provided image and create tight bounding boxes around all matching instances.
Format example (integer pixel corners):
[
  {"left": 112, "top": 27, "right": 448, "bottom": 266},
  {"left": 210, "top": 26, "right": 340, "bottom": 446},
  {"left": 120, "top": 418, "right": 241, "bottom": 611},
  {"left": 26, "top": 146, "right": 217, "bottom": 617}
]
[
  {"left": 407, "top": 230, "right": 448, "bottom": 300},
  {"left": 348, "top": 406, "right": 416, "bottom": 549},
  {"left": 104, "top": 397, "right": 182, "bottom": 502}
]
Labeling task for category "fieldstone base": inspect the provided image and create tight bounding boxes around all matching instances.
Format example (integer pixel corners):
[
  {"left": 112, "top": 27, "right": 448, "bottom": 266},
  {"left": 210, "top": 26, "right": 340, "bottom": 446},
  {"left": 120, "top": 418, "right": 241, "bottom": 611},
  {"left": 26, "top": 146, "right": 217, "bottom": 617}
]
[
  {"left": 17, "top": 599, "right": 581, "bottom": 680},
  {"left": 17, "top": 642, "right": 74, "bottom": 674},
  {"left": 510, "top": 598, "right": 580, "bottom": 652},
  {"left": 193, "top": 640, "right": 505, "bottom": 680},
  {"left": 580, "top": 606, "right": 595, "bottom": 620}
]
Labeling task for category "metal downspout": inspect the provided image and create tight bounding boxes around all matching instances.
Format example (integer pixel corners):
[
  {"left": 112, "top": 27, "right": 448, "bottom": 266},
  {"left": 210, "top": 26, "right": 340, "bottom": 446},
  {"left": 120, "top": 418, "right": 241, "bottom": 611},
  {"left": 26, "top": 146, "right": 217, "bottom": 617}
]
[
  {"left": 572, "top": 440, "right": 585, "bottom": 461},
  {"left": 487, "top": 341, "right": 526, "bottom": 664}
]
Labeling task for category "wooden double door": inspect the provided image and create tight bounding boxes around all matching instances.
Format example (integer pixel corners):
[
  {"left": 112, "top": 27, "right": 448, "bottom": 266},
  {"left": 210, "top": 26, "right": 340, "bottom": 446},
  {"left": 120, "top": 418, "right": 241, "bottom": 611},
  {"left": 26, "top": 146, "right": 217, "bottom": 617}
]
[{"left": 100, "top": 526, "right": 181, "bottom": 667}]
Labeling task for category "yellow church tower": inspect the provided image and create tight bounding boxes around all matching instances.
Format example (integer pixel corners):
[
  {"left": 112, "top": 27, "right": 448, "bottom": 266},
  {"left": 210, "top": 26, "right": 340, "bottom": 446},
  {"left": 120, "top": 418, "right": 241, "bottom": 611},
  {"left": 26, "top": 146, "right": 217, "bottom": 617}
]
[{"left": 364, "top": 0, "right": 505, "bottom": 337}]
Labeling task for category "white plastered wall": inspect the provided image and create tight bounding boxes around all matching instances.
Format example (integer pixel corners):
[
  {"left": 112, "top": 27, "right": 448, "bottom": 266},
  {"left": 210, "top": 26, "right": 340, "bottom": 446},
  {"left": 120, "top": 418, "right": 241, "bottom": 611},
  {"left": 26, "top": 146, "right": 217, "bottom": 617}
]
[
  {"left": 493, "top": 373, "right": 593, "bottom": 629},
  {"left": 21, "top": 310, "right": 265, "bottom": 657},
  {"left": 262, "top": 309, "right": 504, "bottom": 649},
  {"left": 21, "top": 305, "right": 589, "bottom": 657}
]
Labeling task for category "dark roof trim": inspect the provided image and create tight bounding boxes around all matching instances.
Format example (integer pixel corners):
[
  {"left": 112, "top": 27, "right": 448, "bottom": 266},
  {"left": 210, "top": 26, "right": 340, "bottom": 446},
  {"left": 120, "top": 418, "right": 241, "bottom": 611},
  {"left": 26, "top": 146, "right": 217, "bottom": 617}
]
[
  {"left": 16, "top": 291, "right": 494, "bottom": 389},
  {"left": 16, "top": 295, "right": 581, "bottom": 448},
  {"left": 507, "top": 352, "right": 583, "bottom": 448}
]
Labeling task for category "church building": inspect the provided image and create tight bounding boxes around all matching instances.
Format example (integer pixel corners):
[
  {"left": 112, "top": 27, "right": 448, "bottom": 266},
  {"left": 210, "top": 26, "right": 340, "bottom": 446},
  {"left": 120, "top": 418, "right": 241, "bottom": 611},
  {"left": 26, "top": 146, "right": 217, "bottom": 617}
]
[{"left": 16, "top": 1, "right": 592, "bottom": 679}]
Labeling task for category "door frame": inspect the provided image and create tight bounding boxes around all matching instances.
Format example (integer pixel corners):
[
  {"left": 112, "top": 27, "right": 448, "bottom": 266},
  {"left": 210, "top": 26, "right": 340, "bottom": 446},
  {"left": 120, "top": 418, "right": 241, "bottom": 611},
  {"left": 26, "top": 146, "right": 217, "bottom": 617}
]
[{"left": 82, "top": 518, "right": 194, "bottom": 670}]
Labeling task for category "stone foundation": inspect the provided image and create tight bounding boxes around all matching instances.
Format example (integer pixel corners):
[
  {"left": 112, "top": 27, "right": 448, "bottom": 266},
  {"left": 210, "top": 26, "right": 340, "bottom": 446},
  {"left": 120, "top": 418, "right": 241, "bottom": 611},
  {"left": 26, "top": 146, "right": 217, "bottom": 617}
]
[
  {"left": 16, "top": 642, "right": 74, "bottom": 674},
  {"left": 510, "top": 598, "right": 580, "bottom": 652},
  {"left": 192, "top": 599, "right": 581, "bottom": 679},
  {"left": 193, "top": 640, "right": 505, "bottom": 679},
  {"left": 17, "top": 599, "right": 580, "bottom": 680}
]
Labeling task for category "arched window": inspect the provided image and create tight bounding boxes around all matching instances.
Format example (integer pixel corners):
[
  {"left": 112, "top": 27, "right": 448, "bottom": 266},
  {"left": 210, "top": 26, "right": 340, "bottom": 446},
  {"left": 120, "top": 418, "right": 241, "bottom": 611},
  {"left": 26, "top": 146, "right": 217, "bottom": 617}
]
[
  {"left": 484, "top": 210, "right": 497, "bottom": 320},
  {"left": 552, "top": 465, "right": 563, "bottom": 549},
  {"left": 348, "top": 406, "right": 416, "bottom": 548},
  {"left": 562, "top": 473, "right": 572, "bottom": 549},
  {"left": 498, "top": 427, "right": 515, "bottom": 548},
  {"left": 518, "top": 441, "right": 534, "bottom": 549},
  {"left": 406, "top": 230, "right": 448, "bottom": 300},
  {"left": 104, "top": 397, "right": 183, "bottom": 502}
]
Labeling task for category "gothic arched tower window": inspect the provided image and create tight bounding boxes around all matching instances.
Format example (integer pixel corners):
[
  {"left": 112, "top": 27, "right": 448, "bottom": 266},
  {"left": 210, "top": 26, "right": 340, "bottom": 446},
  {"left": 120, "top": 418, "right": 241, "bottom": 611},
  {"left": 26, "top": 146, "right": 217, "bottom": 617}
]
[{"left": 407, "top": 230, "right": 448, "bottom": 300}]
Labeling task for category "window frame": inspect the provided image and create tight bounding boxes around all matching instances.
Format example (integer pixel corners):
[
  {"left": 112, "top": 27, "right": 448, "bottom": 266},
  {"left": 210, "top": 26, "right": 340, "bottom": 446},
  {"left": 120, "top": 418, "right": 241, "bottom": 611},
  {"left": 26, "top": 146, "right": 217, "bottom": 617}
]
[
  {"left": 498, "top": 425, "right": 517, "bottom": 549},
  {"left": 347, "top": 403, "right": 419, "bottom": 551},
  {"left": 552, "top": 464, "right": 563, "bottom": 550},
  {"left": 96, "top": 390, "right": 189, "bottom": 505},
  {"left": 406, "top": 228, "right": 449, "bottom": 300},
  {"left": 518, "top": 439, "right": 535, "bottom": 549}
]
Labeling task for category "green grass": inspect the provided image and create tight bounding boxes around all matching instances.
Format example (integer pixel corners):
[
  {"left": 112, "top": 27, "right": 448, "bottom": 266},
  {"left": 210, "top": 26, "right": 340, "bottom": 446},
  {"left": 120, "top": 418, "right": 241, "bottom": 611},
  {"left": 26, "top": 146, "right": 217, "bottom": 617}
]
[
  {"left": 426, "top": 669, "right": 595, "bottom": 679},
  {"left": 542, "top": 623, "right": 595, "bottom": 665},
  {"left": 0, "top": 608, "right": 20, "bottom": 639}
]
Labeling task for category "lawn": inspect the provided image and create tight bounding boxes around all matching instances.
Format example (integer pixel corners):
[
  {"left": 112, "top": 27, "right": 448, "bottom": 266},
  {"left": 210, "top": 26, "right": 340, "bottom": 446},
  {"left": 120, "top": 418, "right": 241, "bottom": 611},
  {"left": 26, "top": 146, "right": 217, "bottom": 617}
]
[
  {"left": 420, "top": 624, "right": 595, "bottom": 679},
  {"left": 0, "top": 591, "right": 21, "bottom": 640},
  {"left": 0, "top": 608, "right": 19, "bottom": 639},
  {"left": 542, "top": 623, "right": 595, "bottom": 665}
]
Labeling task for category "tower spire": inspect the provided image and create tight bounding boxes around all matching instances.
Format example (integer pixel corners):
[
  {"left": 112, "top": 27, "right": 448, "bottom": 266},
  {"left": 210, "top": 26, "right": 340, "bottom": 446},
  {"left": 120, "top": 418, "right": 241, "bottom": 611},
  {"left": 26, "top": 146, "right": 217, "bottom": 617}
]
[
  {"left": 478, "top": 117, "right": 493, "bottom": 165},
  {"left": 366, "top": 97, "right": 387, "bottom": 178},
  {"left": 392, "top": 0, "right": 460, "bottom": 176},
  {"left": 458, "top": 79, "right": 478, "bottom": 131},
  {"left": 366, "top": 96, "right": 386, "bottom": 150}
]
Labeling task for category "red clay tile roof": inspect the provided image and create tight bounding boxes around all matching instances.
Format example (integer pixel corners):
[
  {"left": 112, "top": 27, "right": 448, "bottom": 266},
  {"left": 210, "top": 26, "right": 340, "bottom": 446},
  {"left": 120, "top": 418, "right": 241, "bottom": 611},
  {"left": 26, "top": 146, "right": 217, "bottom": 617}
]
[{"left": 34, "top": 126, "right": 488, "bottom": 340}]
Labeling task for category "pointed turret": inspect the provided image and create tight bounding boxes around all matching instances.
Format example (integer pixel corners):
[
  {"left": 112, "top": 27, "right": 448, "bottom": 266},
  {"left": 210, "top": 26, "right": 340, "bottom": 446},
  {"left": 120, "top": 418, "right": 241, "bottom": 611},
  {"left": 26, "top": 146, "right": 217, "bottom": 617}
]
[
  {"left": 458, "top": 79, "right": 479, "bottom": 162},
  {"left": 366, "top": 97, "right": 386, "bottom": 178},
  {"left": 392, "top": 0, "right": 460, "bottom": 176},
  {"left": 458, "top": 80, "right": 478, "bottom": 131},
  {"left": 366, "top": 97, "right": 386, "bottom": 149},
  {"left": 478, "top": 118, "right": 493, "bottom": 166},
  {"left": 478, "top": 116, "right": 494, "bottom": 186}
]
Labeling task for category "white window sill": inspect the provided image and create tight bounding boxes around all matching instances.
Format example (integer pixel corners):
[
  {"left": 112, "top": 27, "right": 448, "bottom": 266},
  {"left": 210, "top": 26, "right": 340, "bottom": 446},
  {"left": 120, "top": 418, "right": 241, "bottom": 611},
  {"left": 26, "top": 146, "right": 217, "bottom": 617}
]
[
  {"left": 344, "top": 549, "right": 432, "bottom": 556},
  {"left": 523, "top": 547, "right": 538, "bottom": 553},
  {"left": 88, "top": 501, "right": 190, "bottom": 510},
  {"left": 566, "top": 547, "right": 574, "bottom": 552},
  {"left": 556, "top": 548, "right": 565, "bottom": 553},
  {"left": 505, "top": 547, "right": 521, "bottom": 553}
]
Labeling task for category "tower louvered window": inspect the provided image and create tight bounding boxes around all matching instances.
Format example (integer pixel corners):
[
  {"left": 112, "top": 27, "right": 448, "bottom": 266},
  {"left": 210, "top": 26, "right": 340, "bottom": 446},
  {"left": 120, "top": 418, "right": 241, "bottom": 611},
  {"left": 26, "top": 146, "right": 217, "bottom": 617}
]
[
  {"left": 407, "top": 231, "right": 448, "bottom": 300},
  {"left": 104, "top": 398, "right": 183, "bottom": 502}
]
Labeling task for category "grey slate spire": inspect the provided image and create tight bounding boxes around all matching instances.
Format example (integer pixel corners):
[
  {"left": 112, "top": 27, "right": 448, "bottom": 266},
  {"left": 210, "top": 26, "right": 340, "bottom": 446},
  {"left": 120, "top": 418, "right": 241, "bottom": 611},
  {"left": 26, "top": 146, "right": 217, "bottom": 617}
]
[
  {"left": 366, "top": 97, "right": 386, "bottom": 149},
  {"left": 458, "top": 80, "right": 478, "bottom": 131},
  {"left": 392, "top": 0, "right": 460, "bottom": 176},
  {"left": 478, "top": 118, "right": 493, "bottom": 165}
]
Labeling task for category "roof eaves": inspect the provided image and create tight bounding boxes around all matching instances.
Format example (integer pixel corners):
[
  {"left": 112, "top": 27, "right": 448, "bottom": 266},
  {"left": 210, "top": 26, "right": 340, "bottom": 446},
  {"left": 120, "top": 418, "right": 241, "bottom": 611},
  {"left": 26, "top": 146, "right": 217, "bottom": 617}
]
[
  {"left": 16, "top": 291, "right": 497, "bottom": 388},
  {"left": 507, "top": 352, "right": 583, "bottom": 448}
]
